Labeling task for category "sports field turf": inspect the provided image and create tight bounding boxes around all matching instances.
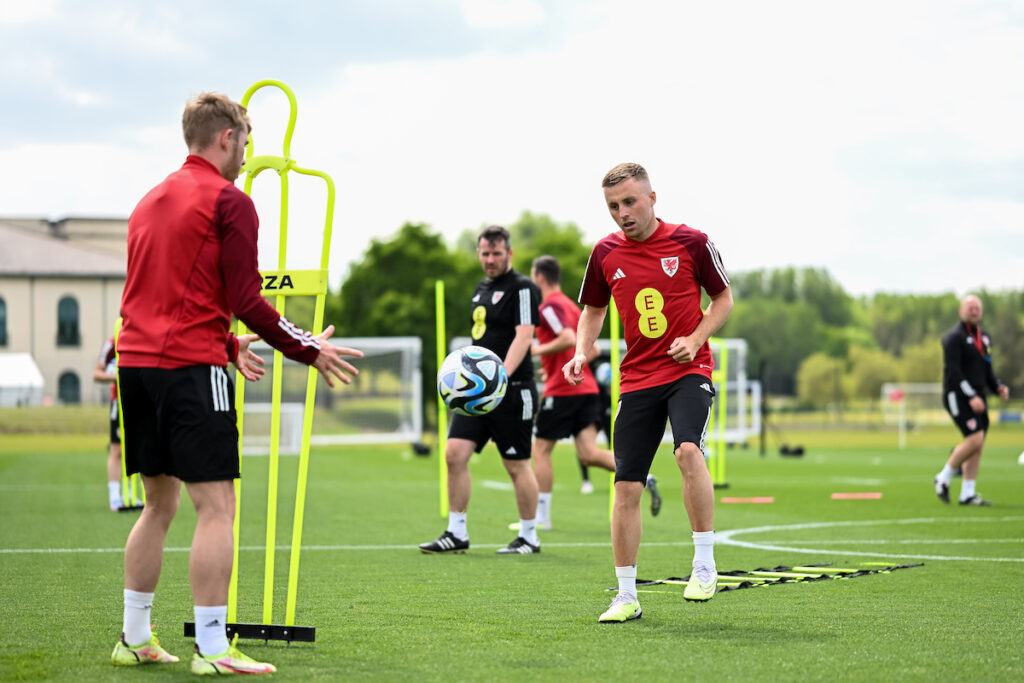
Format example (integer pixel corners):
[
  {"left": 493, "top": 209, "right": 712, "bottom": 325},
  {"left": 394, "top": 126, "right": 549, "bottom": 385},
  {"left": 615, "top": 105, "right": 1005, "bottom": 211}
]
[{"left": 1, "top": 424, "right": 1022, "bottom": 681}]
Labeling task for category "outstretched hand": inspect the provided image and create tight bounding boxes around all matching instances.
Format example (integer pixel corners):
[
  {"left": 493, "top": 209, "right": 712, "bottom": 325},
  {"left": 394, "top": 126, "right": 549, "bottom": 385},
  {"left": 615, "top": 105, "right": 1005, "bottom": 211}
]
[
  {"left": 562, "top": 353, "right": 588, "bottom": 386},
  {"left": 312, "top": 324, "right": 364, "bottom": 388},
  {"left": 233, "top": 334, "right": 266, "bottom": 382}
]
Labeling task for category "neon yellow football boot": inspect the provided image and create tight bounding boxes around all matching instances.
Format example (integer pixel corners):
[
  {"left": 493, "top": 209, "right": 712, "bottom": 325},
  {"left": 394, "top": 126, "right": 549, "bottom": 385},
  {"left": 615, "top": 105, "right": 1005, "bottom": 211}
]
[
  {"left": 191, "top": 634, "right": 277, "bottom": 675},
  {"left": 598, "top": 594, "right": 642, "bottom": 623},
  {"left": 684, "top": 562, "right": 718, "bottom": 602},
  {"left": 111, "top": 632, "right": 180, "bottom": 666}
]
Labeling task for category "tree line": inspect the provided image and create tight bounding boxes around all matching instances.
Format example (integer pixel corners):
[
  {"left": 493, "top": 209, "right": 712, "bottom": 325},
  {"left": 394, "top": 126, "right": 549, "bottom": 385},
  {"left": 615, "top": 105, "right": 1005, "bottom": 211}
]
[{"left": 317, "top": 213, "right": 1023, "bottom": 414}]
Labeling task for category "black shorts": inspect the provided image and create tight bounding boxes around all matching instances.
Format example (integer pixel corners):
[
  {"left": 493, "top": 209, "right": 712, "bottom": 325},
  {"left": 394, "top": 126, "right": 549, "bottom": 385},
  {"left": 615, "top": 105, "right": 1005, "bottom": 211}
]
[
  {"left": 534, "top": 394, "right": 601, "bottom": 441},
  {"left": 945, "top": 390, "right": 989, "bottom": 437},
  {"left": 118, "top": 365, "right": 240, "bottom": 482},
  {"left": 109, "top": 399, "right": 121, "bottom": 445},
  {"left": 448, "top": 381, "right": 537, "bottom": 461},
  {"left": 613, "top": 373, "right": 715, "bottom": 483}
]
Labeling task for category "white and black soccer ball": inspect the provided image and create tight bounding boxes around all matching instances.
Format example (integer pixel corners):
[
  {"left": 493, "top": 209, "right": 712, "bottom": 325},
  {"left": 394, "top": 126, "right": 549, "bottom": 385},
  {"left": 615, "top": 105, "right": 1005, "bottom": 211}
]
[{"left": 437, "top": 345, "right": 508, "bottom": 417}]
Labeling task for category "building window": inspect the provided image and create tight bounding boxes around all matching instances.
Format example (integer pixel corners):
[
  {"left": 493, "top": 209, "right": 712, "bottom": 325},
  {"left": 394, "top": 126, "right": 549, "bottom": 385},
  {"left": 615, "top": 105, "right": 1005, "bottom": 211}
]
[
  {"left": 0, "top": 297, "right": 6, "bottom": 346},
  {"left": 58, "top": 371, "right": 81, "bottom": 404},
  {"left": 57, "top": 296, "right": 80, "bottom": 346}
]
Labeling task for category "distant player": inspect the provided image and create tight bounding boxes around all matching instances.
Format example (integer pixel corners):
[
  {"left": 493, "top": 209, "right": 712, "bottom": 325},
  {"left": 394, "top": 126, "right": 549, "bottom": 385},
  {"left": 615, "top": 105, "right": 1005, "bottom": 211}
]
[
  {"left": 529, "top": 254, "right": 660, "bottom": 530},
  {"left": 93, "top": 337, "right": 123, "bottom": 510},
  {"left": 564, "top": 163, "right": 733, "bottom": 622},
  {"left": 419, "top": 225, "right": 543, "bottom": 555},
  {"left": 111, "top": 91, "right": 362, "bottom": 673},
  {"left": 933, "top": 294, "right": 1009, "bottom": 506}
]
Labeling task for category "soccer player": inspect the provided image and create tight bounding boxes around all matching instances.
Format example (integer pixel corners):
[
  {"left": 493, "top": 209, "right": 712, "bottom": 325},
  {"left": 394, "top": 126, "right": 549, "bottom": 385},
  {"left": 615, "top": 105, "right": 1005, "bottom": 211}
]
[
  {"left": 564, "top": 163, "right": 733, "bottom": 622},
  {"left": 93, "top": 337, "right": 123, "bottom": 511},
  {"left": 111, "top": 92, "right": 363, "bottom": 673},
  {"left": 933, "top": 294, "right": 1010, "bottom": 506},
  {"left": 419, "top": 225, "right": 543, "bottom": 555},
  {"left": 529, "top": 254, "right": 661, "bottom": 530}
]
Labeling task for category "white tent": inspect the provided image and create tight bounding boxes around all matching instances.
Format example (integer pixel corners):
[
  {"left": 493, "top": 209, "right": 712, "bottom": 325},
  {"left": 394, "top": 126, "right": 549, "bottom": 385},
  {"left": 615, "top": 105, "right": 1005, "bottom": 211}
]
[{"left": 0, "top": 353, "right": 45, "bottom": 407}]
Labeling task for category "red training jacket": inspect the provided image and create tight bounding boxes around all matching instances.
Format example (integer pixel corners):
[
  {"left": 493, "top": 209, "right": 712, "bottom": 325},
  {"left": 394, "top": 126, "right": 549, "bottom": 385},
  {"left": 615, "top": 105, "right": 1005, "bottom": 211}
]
[{"left": 118, "top": 155, "right": 321, "bottom": 368}]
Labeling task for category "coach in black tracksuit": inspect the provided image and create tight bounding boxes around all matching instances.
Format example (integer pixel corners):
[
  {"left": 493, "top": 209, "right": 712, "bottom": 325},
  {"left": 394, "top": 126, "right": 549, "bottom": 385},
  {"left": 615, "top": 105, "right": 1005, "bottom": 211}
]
[{"left": 933, "top": 295, "right": 1010, "bottom": 506}]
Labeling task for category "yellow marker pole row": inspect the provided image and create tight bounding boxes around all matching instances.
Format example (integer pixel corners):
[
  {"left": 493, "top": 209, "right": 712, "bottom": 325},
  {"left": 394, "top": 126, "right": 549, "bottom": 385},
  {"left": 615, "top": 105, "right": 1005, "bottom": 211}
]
[
  {"left": 608, "top": 299, "right": 620, "bottom": 519},
  {"left": 112, "top": 316, "right": 145, "bottom": 508},
  {"left": 435, "top": 280, "right": 449, "bottom": 517}
]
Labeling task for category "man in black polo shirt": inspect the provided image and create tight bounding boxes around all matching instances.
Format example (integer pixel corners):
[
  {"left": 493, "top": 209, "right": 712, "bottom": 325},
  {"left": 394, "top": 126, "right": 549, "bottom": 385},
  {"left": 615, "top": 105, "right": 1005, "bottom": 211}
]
[
  {"left": 420, "top": 225, "right": 543, "bottom": 554},
  {"left": 933, "top": 294, "right": 1010, "bottom": 506}
]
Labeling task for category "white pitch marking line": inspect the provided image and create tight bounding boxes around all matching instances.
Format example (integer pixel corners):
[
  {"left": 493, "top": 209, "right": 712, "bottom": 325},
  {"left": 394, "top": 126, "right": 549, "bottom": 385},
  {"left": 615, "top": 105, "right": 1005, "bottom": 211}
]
[
  {"left": 768, "top": 538, "right": 1024, "bottom": 545},
  {"left": 718, "top": 516, "right": 1024, "bottom": 563}
]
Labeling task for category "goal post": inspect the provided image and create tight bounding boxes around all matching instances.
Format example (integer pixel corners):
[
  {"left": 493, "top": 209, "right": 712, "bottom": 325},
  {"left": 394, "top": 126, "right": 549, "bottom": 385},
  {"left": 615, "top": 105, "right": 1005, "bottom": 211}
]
[{"left": 881, "top": 382, "right": 944, "bottom": 449}]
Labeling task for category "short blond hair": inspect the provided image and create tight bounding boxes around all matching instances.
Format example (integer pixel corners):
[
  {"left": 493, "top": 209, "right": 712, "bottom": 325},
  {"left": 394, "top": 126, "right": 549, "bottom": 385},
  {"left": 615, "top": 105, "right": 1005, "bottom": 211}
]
[
  {"left": 602, "top": 163, "right": 649, "bottom": 188},
  {"left": 182, "top": 92, "right": 251, "bottom": 150}
]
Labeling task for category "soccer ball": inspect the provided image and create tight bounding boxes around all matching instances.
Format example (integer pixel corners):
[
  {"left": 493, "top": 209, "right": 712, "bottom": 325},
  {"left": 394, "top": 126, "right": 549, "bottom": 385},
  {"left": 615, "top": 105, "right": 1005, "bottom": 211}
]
[{"left": 437, "top": 345, "right": 508, "bottom": 416}]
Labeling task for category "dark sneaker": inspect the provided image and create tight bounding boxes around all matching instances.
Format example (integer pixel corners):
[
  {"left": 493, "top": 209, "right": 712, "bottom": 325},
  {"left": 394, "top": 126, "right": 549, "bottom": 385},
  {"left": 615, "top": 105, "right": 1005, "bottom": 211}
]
[
  {"left": 934, "top": 477, "right": 949, "bottom": 504},
  {"left": 496, "top": 536, "right": 540, "bottom": 554},
  {"left": 647, "top": 475, "right": 662, "bottom": 516},
  {"left": 959, "top": 494, "right": 992, "bottom": 506},
  {"left": 418, "top": 531, "right": 469, "bottom": 554}
]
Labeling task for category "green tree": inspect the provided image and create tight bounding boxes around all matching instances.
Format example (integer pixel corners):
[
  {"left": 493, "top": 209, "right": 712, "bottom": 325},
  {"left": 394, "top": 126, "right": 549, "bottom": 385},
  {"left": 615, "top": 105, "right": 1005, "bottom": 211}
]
[
  {"left": 326, "top": 222, "right": 480, "bottom": 424},
  {"left": 719, "top": 298, "right": 822, "bottom": 395},
  {"left": 797, "top": 353, "right": 846, "bottom": 407},
  {"left": 898, "top": 340, "right": 942, "bottom": 383},
  {"left": 845, "top": 346, "right": 901, "bottom": 403}
]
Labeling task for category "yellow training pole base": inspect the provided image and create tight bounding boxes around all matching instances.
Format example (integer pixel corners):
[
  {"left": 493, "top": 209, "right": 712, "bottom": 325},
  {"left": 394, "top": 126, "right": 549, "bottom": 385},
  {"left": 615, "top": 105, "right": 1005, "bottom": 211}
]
[{"left": 184, "top": 622, "right": 315, "bottom": 644}]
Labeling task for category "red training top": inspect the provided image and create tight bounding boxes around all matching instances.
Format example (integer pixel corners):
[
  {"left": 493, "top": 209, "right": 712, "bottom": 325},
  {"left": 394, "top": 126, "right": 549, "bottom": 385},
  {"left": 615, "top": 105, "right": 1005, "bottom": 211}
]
[
  {"left": 118, "top": 155, "right": 321, "bottom": 369},
  {"left": 537, "top": 291, "right": 598, "bottom": 396},
  {"left": 578, "top": 220, "right": 730, "bottom": 393}
]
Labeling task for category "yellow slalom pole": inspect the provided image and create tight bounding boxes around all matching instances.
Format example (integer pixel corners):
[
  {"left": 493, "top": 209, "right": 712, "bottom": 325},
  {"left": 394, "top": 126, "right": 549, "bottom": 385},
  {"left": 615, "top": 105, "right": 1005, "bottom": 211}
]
[
  {"left": 227, "top": 321, "right": 247, "bottom": 624},
  {"left": 435, "top": 280, "right": 449, "bottom": 517},
  {"left": 715, "top": 339, "right": 729, "bottom": 486},
  {"left": 284, "top": 166, "right": 333, "bottom": 627},
  {"left": 231, "top": 79, "right": 332, "bottom": 633},
  {"left": 608, "top": 298, "right": 620, "bottom": 519}
]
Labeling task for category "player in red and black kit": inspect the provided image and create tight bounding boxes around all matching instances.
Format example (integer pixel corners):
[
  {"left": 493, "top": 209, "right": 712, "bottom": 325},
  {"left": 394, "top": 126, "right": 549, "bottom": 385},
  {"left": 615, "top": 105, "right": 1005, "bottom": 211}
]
[
  {"left": 93, "top": 337, "right": 123, "bottom": 510},
  {"left": 419, "top": 226, "right": 543, "bottom": 555},
  {"left": 111, "top": 92, "right": 362, "bottom": 673},
  {"left": 564, "top": 163, "right": 733, "bottom": 623},
  {"left": 933, "top": 295, "right": 1010, "bottom": 506},
  {"left": 529, "top": 255, "right": 661, "bottom": 530}
]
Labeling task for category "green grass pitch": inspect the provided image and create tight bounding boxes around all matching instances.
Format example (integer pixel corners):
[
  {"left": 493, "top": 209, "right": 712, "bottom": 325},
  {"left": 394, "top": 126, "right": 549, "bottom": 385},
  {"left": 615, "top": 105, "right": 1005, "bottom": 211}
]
[{"left": 1, "top": 426, "right": 1022, "bottom": 681}]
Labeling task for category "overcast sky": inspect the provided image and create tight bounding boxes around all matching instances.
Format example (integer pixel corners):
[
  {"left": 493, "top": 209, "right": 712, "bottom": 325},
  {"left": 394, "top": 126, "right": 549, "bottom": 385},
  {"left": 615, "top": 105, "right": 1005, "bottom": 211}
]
[{"left": 1, "top": 0, "right": 1022, "bottom": 296}]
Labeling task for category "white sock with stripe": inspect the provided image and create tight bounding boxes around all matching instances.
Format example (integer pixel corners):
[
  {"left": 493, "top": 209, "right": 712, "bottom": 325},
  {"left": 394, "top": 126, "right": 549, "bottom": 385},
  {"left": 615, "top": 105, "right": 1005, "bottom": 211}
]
[
  {"left": 447, "top": 511, "right": 468, "bottom": 541},
  {"left": 123, "top": 589, "right": 153, "bottom": 646},
  {"left": 194, "top": 605, "right": 230, "bottom": 656}
]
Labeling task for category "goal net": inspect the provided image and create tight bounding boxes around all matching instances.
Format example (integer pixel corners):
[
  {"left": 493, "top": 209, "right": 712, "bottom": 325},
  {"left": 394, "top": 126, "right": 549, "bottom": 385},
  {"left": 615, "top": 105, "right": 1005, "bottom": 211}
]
[{"left": 241, "top": 337, "right": 422, "bottom": 454}]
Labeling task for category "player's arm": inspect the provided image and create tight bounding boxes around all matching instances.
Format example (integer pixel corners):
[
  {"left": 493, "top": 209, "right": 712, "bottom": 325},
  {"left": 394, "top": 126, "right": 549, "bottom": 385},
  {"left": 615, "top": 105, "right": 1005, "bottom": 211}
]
[
  {"left": 505, "top": 324, "right": 535, "bottom": 376},
  {"left": 92, "top": 359, "right": 115, "bottom": 383},
  {"left": 533, "top": 326, "right": 575, "bottom": 357},
  {"left": 217, "top": 189, "right": 363, "bottom": 386},
  {"left": 565, "top": 304, "right": 606, "bottom": 386},
  {"left": 981, "top": 334, "right": 1010, "bottom": 400},
  {"left": 668, "top": 286, "right": 734, "bottom": 364}
]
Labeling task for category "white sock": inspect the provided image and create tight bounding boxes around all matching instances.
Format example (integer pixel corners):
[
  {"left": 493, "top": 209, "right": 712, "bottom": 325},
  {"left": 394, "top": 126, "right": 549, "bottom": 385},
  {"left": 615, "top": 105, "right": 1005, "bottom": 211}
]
[
  {"left": 123, "top": 589, "right": 153, "bottom": 645},
  {"left": 108, "top": 481, "right": 121, "bottom": 505},
  {"left": 520, "top": 519, "right": 538, "bottom": 545},
  {"left": 960, "top": 479, "right": 976, "bottom": 501},
  {"left": 447, "top": 511, "right": 468, "bottom": 541},
  {"left": 537, "top": 493, "right": 552, "bottom": 524},
  {"left": 615, "top": 565, "right": 637, "bottom": 601},
  {"left": 194, "top": 605, "right": 230, "bottom": 656},
  {"left": 936, "top": 464, "right": 955, "bottom": 485},
  {"left": 692, "top": 530, "right": 716, "bottom": 567}
]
